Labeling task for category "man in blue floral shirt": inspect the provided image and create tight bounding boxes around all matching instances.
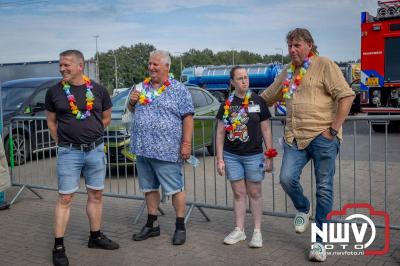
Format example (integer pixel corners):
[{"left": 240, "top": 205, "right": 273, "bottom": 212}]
[{"left": 128, "top": 50, "right": 194, "bottom": 245}]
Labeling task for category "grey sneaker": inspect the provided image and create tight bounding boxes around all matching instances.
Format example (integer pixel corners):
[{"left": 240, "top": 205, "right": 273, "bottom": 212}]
[
  {"left": 248, "top": 230, "right": 262, "bottom": 248},
  {"left": 294, "top": 212, "right": 311, "bottom": 233},
  {"left": 223, "top": 227, "right": 246, "bottom": 245},
  {"left": 309, "top": 242, "right": 327, "bottom": 262}
]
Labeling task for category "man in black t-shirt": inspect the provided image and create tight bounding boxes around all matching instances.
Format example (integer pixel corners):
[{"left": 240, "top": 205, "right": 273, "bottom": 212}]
[{"left": 45, "top": 50, "right": 118, "bottom": 266}]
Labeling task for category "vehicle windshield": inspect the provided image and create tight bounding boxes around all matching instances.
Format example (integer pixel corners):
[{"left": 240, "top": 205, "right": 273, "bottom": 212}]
[
  {"left": 1, "top": 86, "right": 36, "bottom": 111},
  {"left": 111, "top": 89, "right": 130, "bottom": 111}
]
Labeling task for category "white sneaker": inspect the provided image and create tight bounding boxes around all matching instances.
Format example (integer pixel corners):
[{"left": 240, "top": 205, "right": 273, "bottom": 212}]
[
  {"left": 248, "top": 230, "right": 263, "bottom": 248},
  {"left": 309, "top": 242, "right": 327, "bottom": 262},
  {"left": 294, "top": 212, "right": 311, "bottom": 234},
  {"left": 223, "top": 227, "right": 246, "bottom": 245}
]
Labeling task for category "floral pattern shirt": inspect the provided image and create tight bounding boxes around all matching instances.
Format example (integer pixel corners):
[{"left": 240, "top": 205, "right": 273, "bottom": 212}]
[{"left": 130, "top": 79, "right": 194, "bottom": 162}]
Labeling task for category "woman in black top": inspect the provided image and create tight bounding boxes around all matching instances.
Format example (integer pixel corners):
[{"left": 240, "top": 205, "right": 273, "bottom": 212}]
[{"left": 216, "top": 66, "right": 275, "bottom": 248}]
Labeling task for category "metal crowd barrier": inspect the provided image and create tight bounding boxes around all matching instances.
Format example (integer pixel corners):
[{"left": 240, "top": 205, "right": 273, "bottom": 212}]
[{"left": 5, "top": 115, "right": 400, "bottom": 230}]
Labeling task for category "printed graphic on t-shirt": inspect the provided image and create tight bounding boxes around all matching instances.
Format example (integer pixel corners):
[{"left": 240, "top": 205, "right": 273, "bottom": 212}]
[{"left": 227, "top": 106, "right": 249, "bottom": 142}]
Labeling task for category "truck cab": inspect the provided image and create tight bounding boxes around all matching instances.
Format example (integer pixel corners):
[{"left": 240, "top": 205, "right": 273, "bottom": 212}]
[{"left": 360, "top": 1, "right": 400, "bottom": 130}]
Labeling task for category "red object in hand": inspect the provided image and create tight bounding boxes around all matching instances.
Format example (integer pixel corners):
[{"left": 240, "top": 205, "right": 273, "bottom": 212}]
[{"left": 264, "top": 148, "right": 278, "bottom": 158}]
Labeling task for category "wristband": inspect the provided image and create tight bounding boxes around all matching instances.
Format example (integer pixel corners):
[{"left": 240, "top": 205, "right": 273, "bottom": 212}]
[
  {"left": 182, "top": 142, "right": 191, "bottom": 146},
  {"left": 264, "top": 148, "right": 278, "bottom": 158},
  {"left": 328, "top": 126, "right": 338, "bottom": 137}
]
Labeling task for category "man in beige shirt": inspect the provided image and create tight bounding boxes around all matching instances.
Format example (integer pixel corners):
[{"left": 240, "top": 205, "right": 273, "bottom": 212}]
[{"left": 260, "top": 28, "right": 355, "bottom": 262}]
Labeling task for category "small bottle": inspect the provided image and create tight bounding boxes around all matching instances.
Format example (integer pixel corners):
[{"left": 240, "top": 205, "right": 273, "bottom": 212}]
[{"left": 186, "top": 155, "right": 200, "bottom": 167}]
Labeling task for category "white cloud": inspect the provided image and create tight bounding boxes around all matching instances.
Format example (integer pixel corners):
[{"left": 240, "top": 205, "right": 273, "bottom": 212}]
[
  {"left": 0, "top": 0, "right": 380, "bottom": 63},
  {"left": 116, "top": 0, "right": 246, "bottom": 13}
]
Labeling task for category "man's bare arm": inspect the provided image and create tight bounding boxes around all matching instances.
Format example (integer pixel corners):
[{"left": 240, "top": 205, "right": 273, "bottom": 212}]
[
  {"left": 102, "top": 108, "right": 112, "bottom": 128},
  {"left": 46, "top": 111, "right": 58, "bottom": 144},
  {"left": 181, "top": 115, "right": 194, "bottom": 160},
  {"left": 331, "top": 95, "right": 355, "bottom": 131}
]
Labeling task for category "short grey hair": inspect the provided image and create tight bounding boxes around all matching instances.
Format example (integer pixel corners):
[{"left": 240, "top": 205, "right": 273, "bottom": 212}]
[
  {"left": 149, "top": 50, "right": 171, "bottom": 66},
  {"left": 60, "top": 50, "right": 85, "bottom": 64}
]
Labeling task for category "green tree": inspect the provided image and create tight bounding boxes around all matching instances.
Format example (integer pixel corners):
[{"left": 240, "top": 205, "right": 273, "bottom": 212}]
[
  {"left": 98, "top": 43, "right": 294, "bottom": 91},
  {"left": 213, "top": 50, "right": 263, "bottom": 65},
  {"left": 98, "top": 43, "right": 156, "bottom": 91},
  {"left": 263, "top": 54, "right": 291, "bottom": 64},
  {"left": 170, "top": 49, "right": 215, "bottom": 80}
]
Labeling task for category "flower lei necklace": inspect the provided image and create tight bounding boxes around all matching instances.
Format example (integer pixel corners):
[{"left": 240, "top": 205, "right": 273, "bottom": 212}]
[
  {"left": 276, "top": 52, "right": 314, "bottom": 114},
  {"left": 138, "top": 77, "right": 171, "bottom": 105},
  {"left": 62, "top": 75, "right": 94, "bottom": 120},
  {"left": 282, "top": 52, "right": 313, "bottom": 99},
  {"left": 223, "top": 90, "right": 252, "bottom": 131}
]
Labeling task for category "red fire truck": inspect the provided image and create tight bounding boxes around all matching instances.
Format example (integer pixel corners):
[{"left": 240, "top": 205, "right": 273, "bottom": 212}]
[{"left": 360, "top": 0, "right": 400, "bottom": 130}]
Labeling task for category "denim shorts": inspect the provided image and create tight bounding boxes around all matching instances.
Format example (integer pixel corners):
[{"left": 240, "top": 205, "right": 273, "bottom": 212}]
[
  {"left": 136, "top": 156, "right": 184, "bottom": 196},
  {"left": 56, "top": 143, "right": 106, "bottom": 194},
  {"left": 223, "top": 151, "right": 265, "bottom": 182}
]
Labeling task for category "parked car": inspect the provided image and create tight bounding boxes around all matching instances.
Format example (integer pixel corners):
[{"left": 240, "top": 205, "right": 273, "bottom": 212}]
[
  {"left": 1, "top": 77, "right": 61, "bottom": 165},
  {"left": 104, "top": 85, "right": 220, "bottom": 166},
  {"left": 104, "top": 88, "right": 135, "bottom": 165},
  {"left": 112, "top": 87, "right": 130, "bottom": 96}
]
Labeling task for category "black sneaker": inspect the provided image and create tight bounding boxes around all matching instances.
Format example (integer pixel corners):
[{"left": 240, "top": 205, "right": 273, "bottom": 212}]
[
  {"left": 88, "top": 232, "right": 119, "bottom": 250},
  {"left": 52, "top": 245, "right": 69, "bottom": 266}
]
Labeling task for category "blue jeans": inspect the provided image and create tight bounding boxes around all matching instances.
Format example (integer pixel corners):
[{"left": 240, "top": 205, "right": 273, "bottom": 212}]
[
  {"left": 279, "top": 134, "right": 339, "bottom": 236},
  {"left": 223, "top": 151, "right": 265, "bottom": 182},
  {"left": 57, "top": 143, "right": 106, "bottom": 194},
  {"left": 136, "top": 156, "right": 184, "bottom": 196}
]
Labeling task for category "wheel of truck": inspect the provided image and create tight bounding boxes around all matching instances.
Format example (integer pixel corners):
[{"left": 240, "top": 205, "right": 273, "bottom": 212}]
[
  {"left": 368, "top": 112, "right": 389, "bottom": 133},
  {"left": 5, "top": 132, "right": 31, "bottom": 166},
  {"left": 371, "top": 124, "right": 386, "bottom": 133},
  {"left": 206, "top": 145, "right": 215, "bottom": 156},
  {"left": 206, "top": 137, "right": 215, "bottom": 156},
  {"left": 370, "top": 121, "right": 400, "bottom": 133},
  {"left": 391, "top": 121, "right": 400, "bottom": 132},
  {"left": 211, "top": 91, "right": 225, "bottom": 102},
  {"left": 206, "top": 123, "right": 216, "bottom": 156}
]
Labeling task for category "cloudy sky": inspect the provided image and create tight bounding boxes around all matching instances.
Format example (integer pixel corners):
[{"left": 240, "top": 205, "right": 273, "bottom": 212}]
[{"left": 0, "top": 0, "right": 377, "bottom": 64}]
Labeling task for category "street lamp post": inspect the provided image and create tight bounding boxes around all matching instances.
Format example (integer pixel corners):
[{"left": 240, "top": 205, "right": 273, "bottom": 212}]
[
  {"left": 93, "top": 35, "right": 99, "bottom": 81},
  {"left": 113, "top": 51, "right": 118, "bottom": 89},
  {"left": 230, "top": 48, "right": 235, "bottom": 65},
  {"left": 275, "top": 48, "right": 284, "bottom": 65}
]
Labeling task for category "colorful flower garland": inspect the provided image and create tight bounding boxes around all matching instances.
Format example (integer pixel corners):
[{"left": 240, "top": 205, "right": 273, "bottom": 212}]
[
  {"left": 138, "top": 77, "right": 171, "bottom": 105},
  {"left": 276, "top": 52, "right": 314, "bottom": 114},
  {"left": 223, "top": 90, "right": 252, "bottom": 131},
  {"left": 62, "top": 75, "right": 94, "bottom": 120}
]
